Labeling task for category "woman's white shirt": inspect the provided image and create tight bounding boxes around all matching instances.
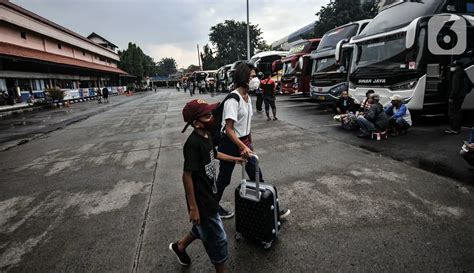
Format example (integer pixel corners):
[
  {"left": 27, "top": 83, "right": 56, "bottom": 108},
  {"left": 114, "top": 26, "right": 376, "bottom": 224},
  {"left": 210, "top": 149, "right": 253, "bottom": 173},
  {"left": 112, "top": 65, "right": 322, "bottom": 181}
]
[{"left": 222, "top": 90, "right": 253, "bottom": 138}]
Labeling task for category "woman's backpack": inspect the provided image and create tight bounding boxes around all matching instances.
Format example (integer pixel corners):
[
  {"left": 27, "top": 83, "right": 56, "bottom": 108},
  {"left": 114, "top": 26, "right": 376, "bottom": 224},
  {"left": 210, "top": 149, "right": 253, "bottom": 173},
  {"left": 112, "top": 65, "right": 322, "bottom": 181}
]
[{"left": 210, "top": 93, "right": 240, "bottom": 146}]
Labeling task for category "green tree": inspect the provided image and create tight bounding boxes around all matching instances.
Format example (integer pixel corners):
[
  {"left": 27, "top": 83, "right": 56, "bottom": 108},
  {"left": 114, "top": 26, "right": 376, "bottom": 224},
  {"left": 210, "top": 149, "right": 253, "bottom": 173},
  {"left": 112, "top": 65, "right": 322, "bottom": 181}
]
[
  {"left": 118, "top": 42, "right": 157, "bottom": 80},
  {"left": 185, "top": 64, "right": 201, "bottom": 74},
  {"left": 209, "top": 20, "right": 268, "bottom": 66},
  {"left": 314, "top": 0, "right": 379, "bottom": 37},
  {"left": 156, "top": 57, "right": 178, "bottom": 76},
  {"left": 200, "top": 44, "right": 219, "bottom": 70}
]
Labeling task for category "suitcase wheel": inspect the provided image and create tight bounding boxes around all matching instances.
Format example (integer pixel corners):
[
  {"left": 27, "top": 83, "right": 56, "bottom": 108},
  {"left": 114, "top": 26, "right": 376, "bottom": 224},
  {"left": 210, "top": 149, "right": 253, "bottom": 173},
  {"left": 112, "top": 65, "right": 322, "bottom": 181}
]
[
  {"left": 263, "top": 242, "right": 272, "bottom": 250},
  {"left": 234, "top": 232, "right": 242, "bottom": 241}
]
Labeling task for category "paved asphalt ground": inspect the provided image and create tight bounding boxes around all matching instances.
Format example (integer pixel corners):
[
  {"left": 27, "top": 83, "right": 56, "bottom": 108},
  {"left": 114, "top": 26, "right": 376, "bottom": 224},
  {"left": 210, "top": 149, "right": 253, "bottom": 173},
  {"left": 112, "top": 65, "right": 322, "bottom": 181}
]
[{"left": 0, "top": 89, "right": 473, "bottom": 272}]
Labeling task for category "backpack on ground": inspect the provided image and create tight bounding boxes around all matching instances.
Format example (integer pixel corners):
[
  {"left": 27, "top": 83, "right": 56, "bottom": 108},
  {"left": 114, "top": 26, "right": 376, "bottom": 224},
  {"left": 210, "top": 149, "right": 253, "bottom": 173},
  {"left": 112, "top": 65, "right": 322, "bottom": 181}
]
[{"left": 210, "top": 93, "right": 240, "bottom": 146}]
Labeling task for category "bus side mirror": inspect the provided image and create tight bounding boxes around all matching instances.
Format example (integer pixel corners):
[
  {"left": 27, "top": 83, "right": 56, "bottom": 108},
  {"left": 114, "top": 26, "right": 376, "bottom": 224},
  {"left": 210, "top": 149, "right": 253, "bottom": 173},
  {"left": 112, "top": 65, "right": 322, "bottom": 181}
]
[
  {"left": 335, "top": 39, "right": 348, "bottom": 64},
  {"left": 406, "top": 17, "right": 421, "bottom": 49}
]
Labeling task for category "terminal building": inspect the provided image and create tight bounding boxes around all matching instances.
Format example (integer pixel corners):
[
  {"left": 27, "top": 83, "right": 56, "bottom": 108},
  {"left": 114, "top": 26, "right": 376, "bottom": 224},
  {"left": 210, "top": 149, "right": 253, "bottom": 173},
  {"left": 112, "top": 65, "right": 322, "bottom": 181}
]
[{"left": 0, "top": 0, "right": 129, "bottom": 104}]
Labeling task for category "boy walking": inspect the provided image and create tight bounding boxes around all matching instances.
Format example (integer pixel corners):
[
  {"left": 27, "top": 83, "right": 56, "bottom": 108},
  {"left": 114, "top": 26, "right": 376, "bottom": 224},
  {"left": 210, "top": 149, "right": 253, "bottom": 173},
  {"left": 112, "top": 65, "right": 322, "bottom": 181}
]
[{"left": 170, "top": 99, "right": 242, "bottom": 273}]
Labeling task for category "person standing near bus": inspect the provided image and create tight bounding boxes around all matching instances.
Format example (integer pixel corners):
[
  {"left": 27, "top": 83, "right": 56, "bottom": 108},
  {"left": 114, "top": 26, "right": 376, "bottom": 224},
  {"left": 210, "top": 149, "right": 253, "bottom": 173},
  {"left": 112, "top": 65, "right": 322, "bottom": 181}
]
[
  {"left": 102, "top": 87, "right": 109, "bottom": 103},
  {"left": 445, "top": 63, "right": 471, "bottom": 134},
  {"left": 260, "top": 73, "right": 277, "bottom": 121},
  {"left": 255, "top": 72, "right": 264, "bottom": 113}
]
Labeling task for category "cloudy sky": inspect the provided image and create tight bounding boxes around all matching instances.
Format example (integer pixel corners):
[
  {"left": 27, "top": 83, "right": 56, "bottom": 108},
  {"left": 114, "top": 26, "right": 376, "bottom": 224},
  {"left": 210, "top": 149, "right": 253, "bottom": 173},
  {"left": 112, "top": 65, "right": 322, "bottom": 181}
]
[{"left": 12, "top": 0, "right": 329, "bottom": 68}]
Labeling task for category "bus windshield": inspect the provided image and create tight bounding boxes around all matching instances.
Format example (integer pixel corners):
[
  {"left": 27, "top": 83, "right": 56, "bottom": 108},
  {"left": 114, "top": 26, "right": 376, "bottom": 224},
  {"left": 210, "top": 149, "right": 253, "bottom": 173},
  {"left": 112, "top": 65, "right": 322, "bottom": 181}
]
[
  {"left": 316, "top": 24, "right": 359, "bottom": 51},
  {"left": 312, "top": 57, "right": 338, "bottom": 75},
  {"left": 360, "top": 0, "right": 441, "bottom": 37},
  {"left": 283, "top": 62, "right": 299, "bottom": 76},
  {"left": 353, "top": 33, "right": 410, "bottom": 73}
]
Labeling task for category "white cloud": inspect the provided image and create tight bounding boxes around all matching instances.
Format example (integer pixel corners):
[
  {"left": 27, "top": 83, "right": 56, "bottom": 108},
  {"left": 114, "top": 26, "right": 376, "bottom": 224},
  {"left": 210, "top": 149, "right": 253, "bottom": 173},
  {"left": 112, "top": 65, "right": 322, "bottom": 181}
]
[
  {"left": 144, "top": 43, "right": 199, "bottom": 69},
  {"left": 253, "top": 0, "right": 327, "bottom": 44},
  {"left": 13, "top": 0, "right": 331, "bottom": 68}
]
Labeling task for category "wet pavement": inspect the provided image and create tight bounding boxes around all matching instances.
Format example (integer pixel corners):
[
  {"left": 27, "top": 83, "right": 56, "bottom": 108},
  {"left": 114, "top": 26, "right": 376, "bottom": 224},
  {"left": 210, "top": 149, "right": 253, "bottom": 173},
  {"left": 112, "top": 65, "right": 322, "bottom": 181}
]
[{"left": 0, "top": 89, "right": 473, "bottom": 272}]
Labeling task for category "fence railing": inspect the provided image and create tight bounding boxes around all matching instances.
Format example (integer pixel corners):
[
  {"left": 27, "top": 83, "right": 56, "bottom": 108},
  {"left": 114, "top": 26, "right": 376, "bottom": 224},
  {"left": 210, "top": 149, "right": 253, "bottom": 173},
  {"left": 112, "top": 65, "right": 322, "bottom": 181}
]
[{"left": 20, "top": 86, "right": 127, "bottom": 102}]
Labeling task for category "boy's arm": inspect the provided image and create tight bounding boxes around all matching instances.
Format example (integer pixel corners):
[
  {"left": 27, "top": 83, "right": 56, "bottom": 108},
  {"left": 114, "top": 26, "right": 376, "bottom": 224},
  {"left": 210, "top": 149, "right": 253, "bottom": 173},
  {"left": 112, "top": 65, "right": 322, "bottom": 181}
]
[
  {"left": 216, "top": 152, "right": 243, "bottom": 164},
  {"left": 182, "top": 171, "right": 200, "bottom": 225}
]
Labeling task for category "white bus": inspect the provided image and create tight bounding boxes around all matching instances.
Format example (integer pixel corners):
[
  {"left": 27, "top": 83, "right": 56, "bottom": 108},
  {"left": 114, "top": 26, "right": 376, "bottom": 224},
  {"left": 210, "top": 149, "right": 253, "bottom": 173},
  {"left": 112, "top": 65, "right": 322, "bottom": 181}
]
[{"left": 346, "top": 0, "right": 474, "bottom": 113}]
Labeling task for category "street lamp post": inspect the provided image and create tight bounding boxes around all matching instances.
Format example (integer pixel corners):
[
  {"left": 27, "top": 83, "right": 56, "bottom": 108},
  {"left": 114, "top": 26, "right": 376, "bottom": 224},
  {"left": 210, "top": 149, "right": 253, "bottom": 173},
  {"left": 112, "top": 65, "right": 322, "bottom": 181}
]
[{"left": 246, "top": 0, "right": 250, "bottom": 61}]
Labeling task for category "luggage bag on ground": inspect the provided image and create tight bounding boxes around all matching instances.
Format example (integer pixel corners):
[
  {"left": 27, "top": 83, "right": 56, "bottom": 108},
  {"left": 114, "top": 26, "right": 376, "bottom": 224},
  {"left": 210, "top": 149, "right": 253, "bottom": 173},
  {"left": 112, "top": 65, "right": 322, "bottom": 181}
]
[{"left": 234, "top": 154, "right": 281, "bottom": 249}]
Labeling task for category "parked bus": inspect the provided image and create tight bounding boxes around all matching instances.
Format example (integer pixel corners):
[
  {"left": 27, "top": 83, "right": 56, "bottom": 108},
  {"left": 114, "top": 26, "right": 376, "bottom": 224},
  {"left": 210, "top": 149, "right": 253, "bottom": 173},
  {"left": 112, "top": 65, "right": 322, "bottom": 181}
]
[
  {"left": 309, "top": 19, "right": 371, "bottom": 102},
  {"left": 249, "top": 51, "right": 288, "bottom": 76},
  {"left": 346, "top": 0, "right": 474, "bottom": 113},
  {"left": 280, "top": 39, "right": 321, "bottom": 95},
  {"left": 217, "top": 64, "right": 232, "bottom": 92},
  {"left": 227, "top": 60, "right": 246, "bottom": 91}
]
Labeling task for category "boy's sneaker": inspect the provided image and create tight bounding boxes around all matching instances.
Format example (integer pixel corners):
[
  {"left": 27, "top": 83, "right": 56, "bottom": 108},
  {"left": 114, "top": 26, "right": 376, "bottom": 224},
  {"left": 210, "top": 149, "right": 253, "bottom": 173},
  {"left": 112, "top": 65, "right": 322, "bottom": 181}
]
[
  {"left": 218, "top": 206, "right": 234, "bottom": 219},
  {"left": 279, "top": 208, "right": 291, "bottom": 219},
  {"left": 169, "top": 242, "right": 191, "bottom": 266}
]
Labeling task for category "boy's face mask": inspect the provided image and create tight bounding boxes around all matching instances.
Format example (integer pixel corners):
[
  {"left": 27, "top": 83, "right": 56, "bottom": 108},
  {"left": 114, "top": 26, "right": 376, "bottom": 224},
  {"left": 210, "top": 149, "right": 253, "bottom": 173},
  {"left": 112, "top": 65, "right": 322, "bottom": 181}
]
[{"left": 196, "top": 114, "right": 215, "bottom": 130}]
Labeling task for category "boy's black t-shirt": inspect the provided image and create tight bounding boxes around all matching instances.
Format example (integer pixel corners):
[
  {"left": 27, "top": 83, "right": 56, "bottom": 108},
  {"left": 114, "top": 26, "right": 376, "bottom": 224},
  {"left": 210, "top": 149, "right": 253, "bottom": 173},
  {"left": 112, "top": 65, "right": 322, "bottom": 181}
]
[{"left": 183, "top": 131, "right": 219, "bottom": 218}]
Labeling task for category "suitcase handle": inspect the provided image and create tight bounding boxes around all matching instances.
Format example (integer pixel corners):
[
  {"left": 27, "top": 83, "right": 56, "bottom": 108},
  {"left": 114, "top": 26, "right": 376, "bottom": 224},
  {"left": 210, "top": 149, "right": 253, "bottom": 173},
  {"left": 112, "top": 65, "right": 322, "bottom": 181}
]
[{"left": 240, "top": 153, "right": 260, "bottom": 201}]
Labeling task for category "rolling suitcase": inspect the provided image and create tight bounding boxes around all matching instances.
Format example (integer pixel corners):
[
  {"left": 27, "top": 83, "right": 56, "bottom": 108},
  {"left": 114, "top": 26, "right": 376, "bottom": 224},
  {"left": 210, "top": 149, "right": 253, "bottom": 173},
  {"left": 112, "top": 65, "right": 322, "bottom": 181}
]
[{"left": 234, "top": 154, "right": 281, "bottom": 249}]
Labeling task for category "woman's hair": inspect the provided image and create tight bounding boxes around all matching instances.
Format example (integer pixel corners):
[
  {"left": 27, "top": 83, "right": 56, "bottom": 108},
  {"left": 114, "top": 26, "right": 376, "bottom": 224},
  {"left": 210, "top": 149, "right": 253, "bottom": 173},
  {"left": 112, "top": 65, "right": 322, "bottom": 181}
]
[
  {"left": 234, "top": 62, "right": 257, "bottom": 89},
  {"left": 366, "top": 89, "right": 375, "bottom": 97}
]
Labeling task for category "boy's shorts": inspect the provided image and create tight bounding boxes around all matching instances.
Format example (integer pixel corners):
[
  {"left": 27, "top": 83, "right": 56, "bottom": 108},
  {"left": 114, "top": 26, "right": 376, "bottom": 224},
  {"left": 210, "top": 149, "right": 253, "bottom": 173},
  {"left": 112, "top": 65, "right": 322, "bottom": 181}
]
[{"left": 190, "top": 213, "right": 228, "bottom": 265}]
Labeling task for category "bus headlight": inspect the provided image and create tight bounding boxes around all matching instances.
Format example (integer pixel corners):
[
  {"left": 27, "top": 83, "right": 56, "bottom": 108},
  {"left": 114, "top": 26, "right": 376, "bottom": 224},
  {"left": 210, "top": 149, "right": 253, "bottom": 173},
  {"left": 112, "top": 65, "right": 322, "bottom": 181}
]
[
  {"left": 390, "top": 79, "right": 418, "bottom": 91},
  {"left": 329, "top": 83, "right": 348, "bottom": 95}
]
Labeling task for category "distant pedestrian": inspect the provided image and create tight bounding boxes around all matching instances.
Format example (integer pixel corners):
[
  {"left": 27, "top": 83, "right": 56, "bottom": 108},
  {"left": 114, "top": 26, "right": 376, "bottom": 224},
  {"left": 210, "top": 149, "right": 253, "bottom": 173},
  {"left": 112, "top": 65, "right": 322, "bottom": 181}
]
[
  {"left": 255, "top": 73, "right": 264, "bottom": 113},
  {"left": 176, "top": 82, "right": 181, "bottom": 92},
  {"left": 96, "top": 87, "right": 102, "bottom": 104},
  {"left": 445, "top": 62, "right": 471, "bottom": 134},
  {"left": 170, "top": 99, "right": 243, "bottom": 273},
  {"left": 199, "top": 80, "right": 206, "bottom": 94},
  {"left": 260, "top": 73, "right": 277, "bottom": 121},
  {"left": 209, "top": 80, "right": 215, "bottom": 94},
  {"left": 102, "top": 87, "right": 109, "bottom": 103},
  {"left": 183, "top": 82, "right": 188, "bottom": 93},
  {"left": 192, "top": 81, "right": 197, "bottom": 95}
]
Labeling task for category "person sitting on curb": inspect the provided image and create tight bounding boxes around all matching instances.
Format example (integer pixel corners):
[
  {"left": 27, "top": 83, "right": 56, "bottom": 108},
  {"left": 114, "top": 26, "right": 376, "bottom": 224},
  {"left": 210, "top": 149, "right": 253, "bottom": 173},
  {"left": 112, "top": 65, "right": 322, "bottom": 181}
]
[
  {"left": 468, "top": 127, "right": 474, "bottom": 151},
  {"left": 170, "top": 99, "right": 243, "bottom": 273},
  {"left": 335, "top": 90, "right": 356, "bottom": 115},
  {"left": 342, "top": 89, "right": 375, "bottom": 128},
  {"left": 336, "top": 90, "right": 358, "bottom": 130},
  {"left": 385, "top": 94, "right": 412, "bottom": 136},
  {"left": 359, "top": 89, "right": 375, "bottom": 113},
  {"left": 356, "top": 93, "right": 389, "bottom": 138}
]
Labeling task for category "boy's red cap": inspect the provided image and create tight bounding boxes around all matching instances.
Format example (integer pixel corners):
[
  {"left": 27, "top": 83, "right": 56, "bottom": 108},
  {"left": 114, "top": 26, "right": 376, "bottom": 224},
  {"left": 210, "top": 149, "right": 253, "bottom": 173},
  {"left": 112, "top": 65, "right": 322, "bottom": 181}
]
[{"left": 181, "top": 99, "right": 218, "bottom": 133}]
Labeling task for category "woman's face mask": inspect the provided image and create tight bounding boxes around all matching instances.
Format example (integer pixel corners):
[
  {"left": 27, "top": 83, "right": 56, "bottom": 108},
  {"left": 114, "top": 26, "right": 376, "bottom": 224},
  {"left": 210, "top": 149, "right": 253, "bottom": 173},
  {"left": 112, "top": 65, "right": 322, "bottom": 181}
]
[{"left": 249, "top": 77, "right": 260, "bottom": 91}]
